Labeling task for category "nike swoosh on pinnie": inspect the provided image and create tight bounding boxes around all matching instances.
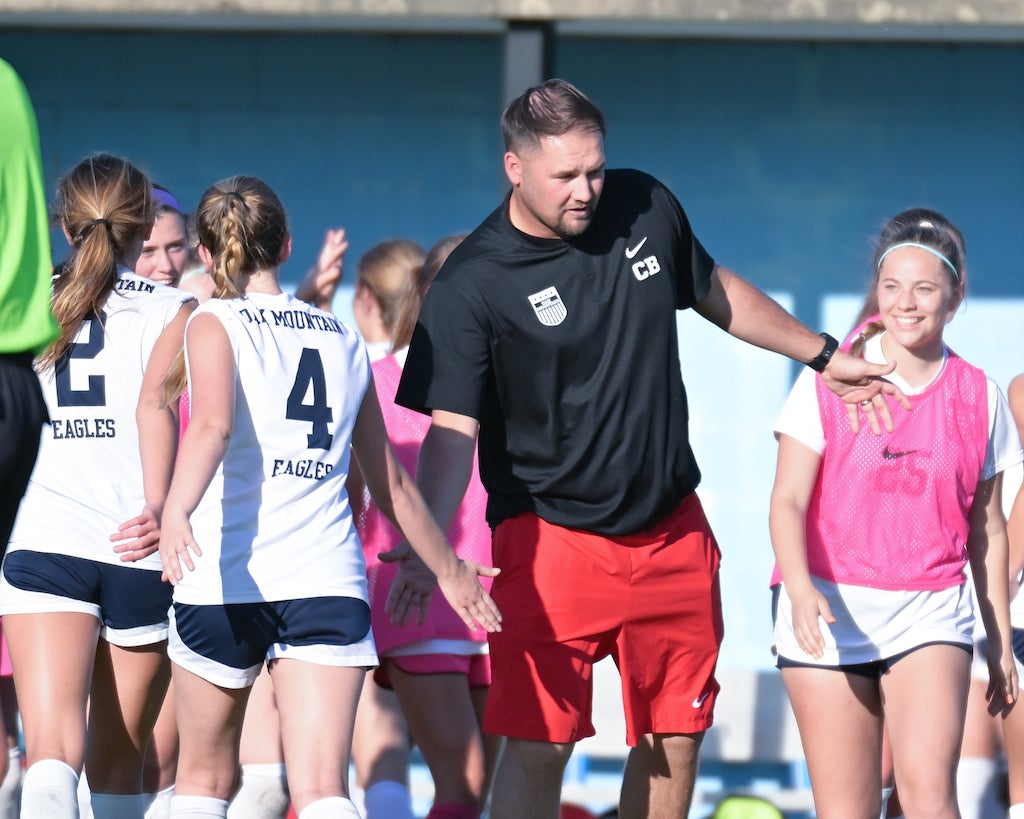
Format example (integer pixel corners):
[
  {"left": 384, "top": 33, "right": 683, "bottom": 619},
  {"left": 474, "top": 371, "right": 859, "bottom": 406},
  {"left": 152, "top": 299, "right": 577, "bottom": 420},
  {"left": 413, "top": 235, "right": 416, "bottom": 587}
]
[
  {"left": 882, "top": 446, "right": 917, "bottom": 460},
  {"left": 625, "top": 237, "right": 648, "bottom": 259}
]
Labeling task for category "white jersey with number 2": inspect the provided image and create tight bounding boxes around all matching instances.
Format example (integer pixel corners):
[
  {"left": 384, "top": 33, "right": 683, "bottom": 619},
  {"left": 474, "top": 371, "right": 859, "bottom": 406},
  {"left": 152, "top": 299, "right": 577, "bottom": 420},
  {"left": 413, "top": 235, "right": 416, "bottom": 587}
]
[{"left": 7, "top": 269, "right": 194, "bottom": 572}]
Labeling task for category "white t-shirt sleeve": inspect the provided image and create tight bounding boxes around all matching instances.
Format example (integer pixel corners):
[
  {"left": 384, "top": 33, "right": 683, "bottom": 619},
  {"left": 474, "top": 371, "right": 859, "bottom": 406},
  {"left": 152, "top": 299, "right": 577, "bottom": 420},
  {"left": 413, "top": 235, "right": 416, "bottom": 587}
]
[
  {"left": 984, "top": 377, "right": 1024, "bottom": 480},
  {"left": 773, "top": 367, "right": 825, "bottom": 454}
]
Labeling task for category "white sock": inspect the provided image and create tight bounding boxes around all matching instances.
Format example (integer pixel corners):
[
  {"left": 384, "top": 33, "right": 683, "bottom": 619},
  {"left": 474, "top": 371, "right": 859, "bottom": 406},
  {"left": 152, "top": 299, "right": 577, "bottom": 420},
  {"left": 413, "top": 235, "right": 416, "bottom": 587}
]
[
  {"left": 298, "top": 797, "right": 360, "bottom": 819},
  {"left": 168, "top": 795, "right": 228, "bottom": 818},
  {"left": 880, "top": 785, "right": 894, "bottom": 819},
  {"left": 0, "top": 747, "right": 23, "bottom": 817},
  {"left": 78, "top": 769, "right": 92, "bottom": 819},
  {"left": 1008, "top": 804, "right": 1024, "bottom": 819},
  {"left": 21, "top": 759, "right": 80, "bottom": 818},
  {"left": 362, "top": 781, "right": 412, "bottom": 819},
  {"left": 145, "top": 785, "right": 175, "bottom": 819},
  {"left": 226, "top": 764, "right": 290, "bottom": 819},
  {"left": 957, "top": 757, "right": 998, "bottom": 819},
  {"left": 90, "top": 792, "right": 149, "bottom": 818}
]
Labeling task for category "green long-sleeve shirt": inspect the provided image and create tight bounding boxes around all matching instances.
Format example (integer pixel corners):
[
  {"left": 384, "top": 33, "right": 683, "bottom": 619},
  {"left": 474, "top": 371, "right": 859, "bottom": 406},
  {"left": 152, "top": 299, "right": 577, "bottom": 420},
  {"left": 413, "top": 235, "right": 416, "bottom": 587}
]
[{"left": 0, "top": 58, "right": 58, "bottom": 355}]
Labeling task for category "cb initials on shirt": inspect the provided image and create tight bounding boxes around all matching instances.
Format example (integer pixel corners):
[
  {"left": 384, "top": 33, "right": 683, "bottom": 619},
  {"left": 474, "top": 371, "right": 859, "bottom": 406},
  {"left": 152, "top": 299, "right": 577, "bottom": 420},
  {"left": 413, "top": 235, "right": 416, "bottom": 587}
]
[{"left": 632, "top": 255, "right": 661, "bottom": 281}]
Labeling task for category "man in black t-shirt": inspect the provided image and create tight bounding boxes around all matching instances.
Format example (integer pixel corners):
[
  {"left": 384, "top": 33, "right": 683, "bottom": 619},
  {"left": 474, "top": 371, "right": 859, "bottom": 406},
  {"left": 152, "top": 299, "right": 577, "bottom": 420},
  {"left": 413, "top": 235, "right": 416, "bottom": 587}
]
[{"left": 392, "top": 79, "right": 907, "bottom": 819}]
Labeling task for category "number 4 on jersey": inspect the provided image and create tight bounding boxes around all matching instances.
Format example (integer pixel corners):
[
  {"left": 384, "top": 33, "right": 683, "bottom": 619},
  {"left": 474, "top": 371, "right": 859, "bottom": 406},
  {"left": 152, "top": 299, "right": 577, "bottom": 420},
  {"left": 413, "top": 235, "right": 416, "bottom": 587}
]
[{"left": 286, "top": 347, "right": 334, "bottom": 449}]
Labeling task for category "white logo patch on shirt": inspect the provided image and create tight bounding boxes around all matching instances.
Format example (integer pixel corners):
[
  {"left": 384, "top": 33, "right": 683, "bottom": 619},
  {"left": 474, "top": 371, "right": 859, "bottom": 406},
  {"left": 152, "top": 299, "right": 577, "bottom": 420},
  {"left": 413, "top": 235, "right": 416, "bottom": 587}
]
[{"left": 528, "top": 287, "right": 567, "bottom": 327}]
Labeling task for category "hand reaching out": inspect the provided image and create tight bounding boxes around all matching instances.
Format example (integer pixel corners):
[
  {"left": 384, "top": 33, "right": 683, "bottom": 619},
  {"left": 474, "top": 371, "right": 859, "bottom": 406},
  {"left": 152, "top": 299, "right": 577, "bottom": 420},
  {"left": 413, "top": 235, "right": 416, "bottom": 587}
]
[
  {"left": 294, "top": 227, "right": 348, "bottom": 311},
  {"left": 380, "top": 541, "right": 501, "bottom": 632},
  {"left": 824, "top": 349, "right": 913, "bottom": 434}
]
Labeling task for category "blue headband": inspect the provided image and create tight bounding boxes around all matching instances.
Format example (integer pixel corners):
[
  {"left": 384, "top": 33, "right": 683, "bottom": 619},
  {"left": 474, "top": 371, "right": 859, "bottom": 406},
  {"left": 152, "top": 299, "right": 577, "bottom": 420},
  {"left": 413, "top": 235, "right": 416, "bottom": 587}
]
[{"left": 877, "top": 241, "right": 959, "bottom": 282}]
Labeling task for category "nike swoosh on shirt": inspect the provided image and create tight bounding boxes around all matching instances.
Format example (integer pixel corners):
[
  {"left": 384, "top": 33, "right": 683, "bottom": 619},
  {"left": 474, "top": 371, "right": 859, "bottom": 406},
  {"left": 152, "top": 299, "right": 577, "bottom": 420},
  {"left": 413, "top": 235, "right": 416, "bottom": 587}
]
[
  {"left": 882, "top": 446, "right": 918, "bottom": 460},
  {"left": 625, "top": 237, "right": 648, "bottom": 259},
  {"left": 692, "top": 692, "right": 710, "bottom": 708}
]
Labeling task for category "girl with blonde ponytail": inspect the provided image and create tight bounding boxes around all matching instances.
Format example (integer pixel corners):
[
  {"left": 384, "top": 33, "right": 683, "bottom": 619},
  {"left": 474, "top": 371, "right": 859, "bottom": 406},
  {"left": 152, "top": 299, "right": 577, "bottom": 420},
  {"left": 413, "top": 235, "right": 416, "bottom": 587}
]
[
  {"left": 0, "top": 153, "right": 195, "bottom": 818},
  {"left": 157, "top": 176, "right": 500, "bottom": 819}
]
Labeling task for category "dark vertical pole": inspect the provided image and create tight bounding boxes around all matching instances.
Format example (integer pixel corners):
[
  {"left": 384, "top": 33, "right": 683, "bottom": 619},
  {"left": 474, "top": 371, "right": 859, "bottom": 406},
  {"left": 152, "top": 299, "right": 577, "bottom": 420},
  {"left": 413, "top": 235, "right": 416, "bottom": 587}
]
[{"left": 502, "top": 20, "right": 556, "bottom": 106}]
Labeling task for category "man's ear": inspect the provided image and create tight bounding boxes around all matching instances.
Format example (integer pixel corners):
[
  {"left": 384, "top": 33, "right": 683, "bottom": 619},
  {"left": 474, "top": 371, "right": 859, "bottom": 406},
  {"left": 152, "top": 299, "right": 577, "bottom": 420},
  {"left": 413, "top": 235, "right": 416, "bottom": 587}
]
[{"left": 504, "top": 151, "right": 522, "bottom": 187}]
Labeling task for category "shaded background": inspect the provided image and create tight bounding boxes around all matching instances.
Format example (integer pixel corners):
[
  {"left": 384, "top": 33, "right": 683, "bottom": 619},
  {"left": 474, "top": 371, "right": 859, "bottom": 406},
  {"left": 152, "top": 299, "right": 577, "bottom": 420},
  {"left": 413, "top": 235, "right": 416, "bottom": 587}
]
[{"left": 4, "top": 26, "right": 1023, "bottom": 669}]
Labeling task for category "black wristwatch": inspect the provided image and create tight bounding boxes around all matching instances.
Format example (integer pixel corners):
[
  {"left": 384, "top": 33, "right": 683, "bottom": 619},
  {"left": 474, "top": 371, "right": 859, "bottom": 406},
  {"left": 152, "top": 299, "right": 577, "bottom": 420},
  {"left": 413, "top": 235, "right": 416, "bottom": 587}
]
[{"left": 806, "top": 333, "right": 839, "bottom": 373}]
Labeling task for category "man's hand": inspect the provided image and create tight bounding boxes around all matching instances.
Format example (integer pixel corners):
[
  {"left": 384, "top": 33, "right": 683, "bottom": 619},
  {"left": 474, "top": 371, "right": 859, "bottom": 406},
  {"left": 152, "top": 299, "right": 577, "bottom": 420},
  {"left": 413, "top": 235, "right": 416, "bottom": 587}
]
[{"left": 823, "top": 349, "right": 913, "bottom": 434}]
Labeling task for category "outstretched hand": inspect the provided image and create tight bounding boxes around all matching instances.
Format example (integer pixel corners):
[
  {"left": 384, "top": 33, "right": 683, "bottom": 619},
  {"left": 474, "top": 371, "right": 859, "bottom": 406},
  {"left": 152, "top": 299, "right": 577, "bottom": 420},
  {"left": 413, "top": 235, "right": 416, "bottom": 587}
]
[
  {"left": 381, "top": 541, "right": 502, "bottom": 632},
  {"left": 110, "top": 503, "right": 162, "bottom": 562},
  {"left": 294, "top": 227, "right": 348, "bottom": 311},
  {"left": 436, "top": 559, "right": 502, "bottom": 633},
  {"left": 381, "top": 542, "right": 437, "bottom": 626},
  {"left": 822, "top": 350, "right": 913, "bottom": 434}
]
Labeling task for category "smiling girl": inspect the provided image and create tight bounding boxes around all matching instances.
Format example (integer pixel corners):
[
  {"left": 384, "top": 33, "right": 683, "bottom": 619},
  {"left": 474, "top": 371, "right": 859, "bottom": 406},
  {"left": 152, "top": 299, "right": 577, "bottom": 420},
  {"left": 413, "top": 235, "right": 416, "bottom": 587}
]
[{"left": 769, "top": 208, "right": 1020, "bottom": 819}]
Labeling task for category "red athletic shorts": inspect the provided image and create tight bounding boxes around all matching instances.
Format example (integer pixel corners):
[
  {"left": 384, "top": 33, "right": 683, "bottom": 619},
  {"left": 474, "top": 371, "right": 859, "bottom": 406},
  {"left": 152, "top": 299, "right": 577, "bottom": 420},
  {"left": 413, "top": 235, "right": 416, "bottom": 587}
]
[{"left": 483, "top": 493, "right": 723, "bottom": 746}]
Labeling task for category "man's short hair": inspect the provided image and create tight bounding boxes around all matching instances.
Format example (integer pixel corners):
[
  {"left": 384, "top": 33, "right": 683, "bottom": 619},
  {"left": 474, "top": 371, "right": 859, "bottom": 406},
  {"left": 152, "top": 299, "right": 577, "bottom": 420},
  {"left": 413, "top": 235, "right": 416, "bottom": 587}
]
[{"left": 501, "top": 79, "right": 607, "bottom": 152}]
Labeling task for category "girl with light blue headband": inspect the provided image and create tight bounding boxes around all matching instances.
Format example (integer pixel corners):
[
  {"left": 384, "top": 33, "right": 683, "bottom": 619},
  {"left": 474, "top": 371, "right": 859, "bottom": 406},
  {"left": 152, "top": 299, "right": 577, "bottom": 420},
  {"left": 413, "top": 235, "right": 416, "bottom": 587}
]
[{"left": 769, "top": 205, "right": 1020, "bottom": 819}]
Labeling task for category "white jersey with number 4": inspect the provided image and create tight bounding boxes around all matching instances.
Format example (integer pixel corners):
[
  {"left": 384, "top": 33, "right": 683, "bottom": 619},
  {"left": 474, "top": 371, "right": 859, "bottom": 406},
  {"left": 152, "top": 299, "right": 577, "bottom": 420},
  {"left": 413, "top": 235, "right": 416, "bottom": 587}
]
[
  {"left": 7, "top": 268, "right": 194, "bottom": 571},
  {"left": 173, "top": 292, "right": 372, "bottom": 606}
]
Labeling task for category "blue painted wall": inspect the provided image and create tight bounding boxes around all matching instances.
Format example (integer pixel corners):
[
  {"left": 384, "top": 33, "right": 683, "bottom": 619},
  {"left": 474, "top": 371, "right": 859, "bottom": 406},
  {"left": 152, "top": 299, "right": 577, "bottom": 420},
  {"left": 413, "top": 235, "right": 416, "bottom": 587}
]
[{"left": 3, "top": 27, "right": 1023, "bottom": 668}]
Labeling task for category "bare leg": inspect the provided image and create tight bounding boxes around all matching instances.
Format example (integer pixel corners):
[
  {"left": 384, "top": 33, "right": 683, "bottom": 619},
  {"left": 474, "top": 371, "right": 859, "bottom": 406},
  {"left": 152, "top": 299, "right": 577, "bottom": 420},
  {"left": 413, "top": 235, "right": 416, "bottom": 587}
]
[
  {"left": 4, "top": 612, "right": 99, "bottom": 771},
  {"left": 144, "top": 678, "right": 179, "bottom": 796},
  {"left": 388, "top": 663, "right": 485, "bottom": 808},
  {"left": 86, "top": 639, "right": 170, "bottom": 794},
  {"left": 1003, "top": 666, "right": 1024, "bottom": 809},
  {"left": 228, "top": 666, "right": 290, "bottom": 819},
  {"left": 270, "top": 659, "right": 363, "bottom": 814},
  {"left": 957, "top": 673, "right": 1003, "bottom": 819},
  {"left": 488, "top": 738, "right": 573, "bottom": 819},
  {"left": 351, "top": 675, "right": 409, "bottom": 788},
  {"left": 882, "top": 644, "right": 971, "bottom": 819},
  {"left": 237, "top": 667, "right": 282, "bottom": 769},
  {"left": 619, "top": 732, "right": 703, "bottom": 819},
  {"left": 172, "top": 664, "right": 251, "bottom": 800},
  {"left": 783, "top": 666, "right": 884, "bottom": 819},
  {"left": 469, "top": 684, "right": 502, "bottom": 808},
  {"left": 351, "top": 674, "right": 412, "bottom": 818}
]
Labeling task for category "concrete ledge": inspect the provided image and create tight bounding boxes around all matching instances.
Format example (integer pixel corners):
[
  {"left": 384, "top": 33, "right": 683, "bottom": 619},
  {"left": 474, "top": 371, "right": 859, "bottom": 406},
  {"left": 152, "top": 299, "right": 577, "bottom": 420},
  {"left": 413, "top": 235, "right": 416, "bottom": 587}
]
[{"left": 4, "top": 0, "right": 1024, "bottom": 29}]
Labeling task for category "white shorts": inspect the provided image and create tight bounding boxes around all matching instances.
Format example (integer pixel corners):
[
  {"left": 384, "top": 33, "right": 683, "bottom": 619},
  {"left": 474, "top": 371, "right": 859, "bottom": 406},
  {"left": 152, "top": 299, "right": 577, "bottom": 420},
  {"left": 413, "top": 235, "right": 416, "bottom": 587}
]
[{"left": 773, "top": 576, "right": 974, "bottom": 667}]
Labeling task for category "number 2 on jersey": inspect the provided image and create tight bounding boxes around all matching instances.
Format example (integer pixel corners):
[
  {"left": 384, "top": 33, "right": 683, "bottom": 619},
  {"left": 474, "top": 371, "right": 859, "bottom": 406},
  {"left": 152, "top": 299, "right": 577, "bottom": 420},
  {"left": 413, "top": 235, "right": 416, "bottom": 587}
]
[
  {"left": 55, "top": 312, "right": 106, "bottom": 407},
  {"left": 286, "top": 347, "right": 334, "bottom": 449}
]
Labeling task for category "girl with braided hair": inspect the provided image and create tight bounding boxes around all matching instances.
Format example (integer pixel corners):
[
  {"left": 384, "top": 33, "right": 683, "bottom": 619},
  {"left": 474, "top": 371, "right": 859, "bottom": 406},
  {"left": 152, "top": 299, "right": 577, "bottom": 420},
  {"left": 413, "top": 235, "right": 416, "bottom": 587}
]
[{"left": 157, "top": 176, "right": 499, "bottom": 819}]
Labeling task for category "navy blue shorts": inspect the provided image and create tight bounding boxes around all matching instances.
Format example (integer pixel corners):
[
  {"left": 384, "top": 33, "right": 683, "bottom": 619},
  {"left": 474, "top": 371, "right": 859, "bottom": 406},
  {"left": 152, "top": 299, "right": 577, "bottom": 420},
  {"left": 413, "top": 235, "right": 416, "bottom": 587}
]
[
  {"left": 169, "top": 596, "right": 377, "bottom": 688},
  {"left": 0, "top": 550, "right": 171, "bottom": 646}
]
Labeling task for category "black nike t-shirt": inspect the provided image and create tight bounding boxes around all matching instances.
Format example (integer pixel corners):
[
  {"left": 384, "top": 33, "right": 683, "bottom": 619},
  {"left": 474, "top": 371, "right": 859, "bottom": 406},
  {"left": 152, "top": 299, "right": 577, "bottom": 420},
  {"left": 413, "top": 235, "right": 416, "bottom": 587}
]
[{"left": 396, "top": 169, "right": 716, "bottom": 535}]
